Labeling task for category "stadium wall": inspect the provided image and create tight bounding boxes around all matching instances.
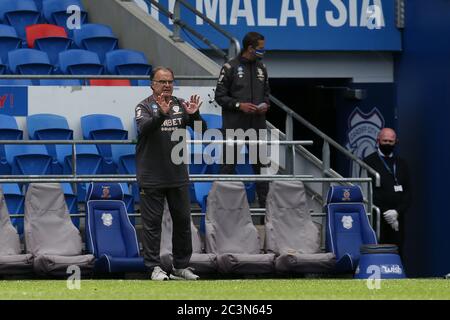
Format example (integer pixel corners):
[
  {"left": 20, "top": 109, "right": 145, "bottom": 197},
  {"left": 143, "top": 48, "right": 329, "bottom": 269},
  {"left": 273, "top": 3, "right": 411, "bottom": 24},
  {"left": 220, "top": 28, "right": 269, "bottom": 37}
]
[
  {"left": 396, "top": 0, "right": 450, "bottom": 277},
  {"left": 16, "top": 86, "right": 219, "bottom": 139}
]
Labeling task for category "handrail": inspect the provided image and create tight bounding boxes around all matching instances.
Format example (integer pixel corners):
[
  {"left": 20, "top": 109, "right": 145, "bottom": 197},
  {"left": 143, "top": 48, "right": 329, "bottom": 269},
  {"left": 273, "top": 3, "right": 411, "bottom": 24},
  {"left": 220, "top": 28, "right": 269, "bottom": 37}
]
[
  {"left": 142, "top": 0, "right": 240, "bottom": 61},
  {"left": 269, "top": 94, "right": 381, "bottom": 187},
  {"left": 172, "top": 0, "right": 240, "bottom": 58},
  {"left": 0, "top": 74, "right": 217, "bottom": 80}
]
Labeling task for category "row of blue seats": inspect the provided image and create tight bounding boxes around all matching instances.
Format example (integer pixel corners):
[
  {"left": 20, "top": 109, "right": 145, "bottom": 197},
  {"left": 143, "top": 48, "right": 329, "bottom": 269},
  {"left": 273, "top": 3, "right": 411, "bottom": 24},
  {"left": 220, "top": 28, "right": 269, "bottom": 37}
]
[
  {"left": 0, "top": 0, "right": 88, "bottom": 39},
  {"left": 0, "top": 48, "right": 152, "bottom": 77},
  {"left": 0, "top": 22, "right": 124, "bottom": 64},
  {"left": 0, "top": 113, "right": 135, "bottom": 175},
  {"left": 0, "top": 78, "right": 150, "bottom": 86}
]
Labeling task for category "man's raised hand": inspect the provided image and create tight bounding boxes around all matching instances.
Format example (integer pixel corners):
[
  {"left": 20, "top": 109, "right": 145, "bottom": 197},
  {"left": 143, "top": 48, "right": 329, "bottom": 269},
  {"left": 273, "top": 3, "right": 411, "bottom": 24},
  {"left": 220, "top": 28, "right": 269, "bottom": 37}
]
[
  {"left": 183, "top": 94, "right": 203, "bottom": 114},
  {"left": 156, "top": 93, "right": 172, "bottom": 114}
]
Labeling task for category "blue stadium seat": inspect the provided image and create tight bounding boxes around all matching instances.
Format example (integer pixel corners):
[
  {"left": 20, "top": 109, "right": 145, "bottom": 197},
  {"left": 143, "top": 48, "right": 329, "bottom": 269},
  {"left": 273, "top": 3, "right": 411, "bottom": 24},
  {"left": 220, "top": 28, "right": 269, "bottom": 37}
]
[
  {"left": 0, "top": 114, "right": 23, "bottom": 175},
  {"left": 0, "top": 0, "right": 41, "bottom": 41},
  {"left": 119, "top": 182, "right": 135, "bottom": 224},
  {"left": 0, "top": 57, "right": 6, "bottom": 74},
  {"left": 42, "top": 0, "right": 87, "bottom": 36},
  {"left": 60, "top": 182, "right": 79, "bottom": 228},
  {"left": 34, "top": 0, "right": 44, "bottom": 12},
  {"left": 2, "top": 183, "right": 24, "bottom": 237},
  {"left": 8, "top": 49, "right": 53, "bottom": 76},
  {"left": 26, "top": 24, "right": 72, "bottom": 68},
  {"left": 0, "top": 24, "right": 22, "bottom": 65},
  {"left": 105, "top": 49, "right": 152, "bottom": 76},
  {"left": 59, "top": 49, "right": 104, "bottom": 75},
  {"left": 73, "top": 24, "right": 118, "bottom": 63},
  {"left": 85, "top": 182, "right": 146, "bottom": 273},
  {"left": 235, "top": 162, "right": 256, "bottom": 204},
  {"left": 0, "top": 79, "right": 33, "bottom": 86},
  {"left": 39, "top": 79, "right": 82, "bottom": 86},
  {"left": 135, "top": 79, "right": 150, "bottom": 87},
  {"left": 27, "top": 113, "right": 73, "bottom": 174},
  {"left": 4, "top": 144, "right": 52, "bottom": 175},
  {"left": 55, "top": 144, "right": 103, "bottom": 202},
  {"left": 325, "top": 185, "right": 378, "bottom": 273},
  {"left": 111, "top": 144, "right": 139, "bottom": 203},
  {"left": 27, "top": 113, "right": 73, "bottom": 140},
  {"left": 81, "top": 114, "right": 128, "bottom": 174}
]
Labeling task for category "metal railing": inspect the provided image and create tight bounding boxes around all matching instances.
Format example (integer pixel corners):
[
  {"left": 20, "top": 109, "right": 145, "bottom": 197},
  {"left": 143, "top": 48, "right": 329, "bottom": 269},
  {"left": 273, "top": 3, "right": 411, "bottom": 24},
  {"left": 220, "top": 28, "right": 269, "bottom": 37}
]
[
  {"left": 128, "top": 0, "right": 381, "bottom": 209},
  {"left": 142, "top": 0, "right": 240, "bottom": 61}
]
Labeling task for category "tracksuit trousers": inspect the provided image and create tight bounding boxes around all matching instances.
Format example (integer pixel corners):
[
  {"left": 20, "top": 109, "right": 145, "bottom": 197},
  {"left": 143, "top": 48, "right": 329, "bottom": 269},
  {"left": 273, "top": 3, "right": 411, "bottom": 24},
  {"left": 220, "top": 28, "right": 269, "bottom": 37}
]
[{"left": 139, "top": 185, "right": 192, "bottom": 272}]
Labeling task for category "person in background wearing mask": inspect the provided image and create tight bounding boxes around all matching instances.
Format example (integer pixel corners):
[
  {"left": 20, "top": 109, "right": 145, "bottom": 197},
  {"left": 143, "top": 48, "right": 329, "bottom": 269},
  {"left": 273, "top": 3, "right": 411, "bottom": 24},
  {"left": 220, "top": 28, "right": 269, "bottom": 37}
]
[
  {"left": 364, "top": 128, "right": 411, "bottom": 254},
  {"left": 214, "top": 31, "right": 270, "bottom": 208}
]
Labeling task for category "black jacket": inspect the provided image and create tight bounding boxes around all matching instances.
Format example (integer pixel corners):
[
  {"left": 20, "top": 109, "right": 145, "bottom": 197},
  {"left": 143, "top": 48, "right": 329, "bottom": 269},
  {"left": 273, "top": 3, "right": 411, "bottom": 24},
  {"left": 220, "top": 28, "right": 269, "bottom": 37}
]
[
  {"left": 135, "top": 95, "right": 205, "bottom": 188},
  {"left": 364, "top": 151, "right": 411, "bottom": 215},
  {"left": 214, "top": 55, "right": 270, "bottom": 130}
]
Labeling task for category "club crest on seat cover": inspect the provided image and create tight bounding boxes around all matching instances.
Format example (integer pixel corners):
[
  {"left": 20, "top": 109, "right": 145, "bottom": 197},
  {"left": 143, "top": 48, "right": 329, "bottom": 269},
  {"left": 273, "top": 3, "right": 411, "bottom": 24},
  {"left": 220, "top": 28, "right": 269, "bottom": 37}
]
[
  {"left": 101, "top": 213, "right": 113, "bottom": 226},
  {"left": 342, "top": 216, "right": 353, "bottom": 229}
]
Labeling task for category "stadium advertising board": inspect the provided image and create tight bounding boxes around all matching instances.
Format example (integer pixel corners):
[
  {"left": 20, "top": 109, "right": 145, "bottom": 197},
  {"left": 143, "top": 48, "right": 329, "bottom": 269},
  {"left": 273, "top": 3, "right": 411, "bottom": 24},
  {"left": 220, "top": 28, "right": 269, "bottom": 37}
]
[
  {"left": 138, "top": 0, "right": 402, "bottom": 51},
  {"left": 0, "top": 87, "right": 28, "bottom": 116}
]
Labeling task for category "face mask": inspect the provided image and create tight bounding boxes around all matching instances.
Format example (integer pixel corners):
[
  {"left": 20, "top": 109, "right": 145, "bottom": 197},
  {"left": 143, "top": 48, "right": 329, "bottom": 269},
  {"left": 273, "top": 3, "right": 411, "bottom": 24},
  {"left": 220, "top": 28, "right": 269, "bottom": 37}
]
[
  {"left": 379, "top": 144, "right": 395, "bottom": 156},
  {"left": 255, "top": 49, "right": 265, "bottom": 59}
]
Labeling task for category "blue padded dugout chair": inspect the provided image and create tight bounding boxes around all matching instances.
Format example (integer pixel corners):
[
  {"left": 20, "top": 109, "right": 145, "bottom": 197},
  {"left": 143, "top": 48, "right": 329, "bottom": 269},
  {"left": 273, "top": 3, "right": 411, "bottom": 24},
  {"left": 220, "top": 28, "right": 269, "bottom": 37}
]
[
  {"left": 325, "top": 185, "right": 378, "bottom": 274},
  {"left": 85, "top": 182, "right": 146, "bottom": 274}
]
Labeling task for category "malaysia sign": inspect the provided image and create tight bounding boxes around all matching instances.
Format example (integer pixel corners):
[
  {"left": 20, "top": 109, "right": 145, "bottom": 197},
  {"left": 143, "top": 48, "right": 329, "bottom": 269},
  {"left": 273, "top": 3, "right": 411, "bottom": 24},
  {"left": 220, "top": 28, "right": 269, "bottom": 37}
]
[{"left": 136, "top": 0, "right": 402, "bottom": 51}]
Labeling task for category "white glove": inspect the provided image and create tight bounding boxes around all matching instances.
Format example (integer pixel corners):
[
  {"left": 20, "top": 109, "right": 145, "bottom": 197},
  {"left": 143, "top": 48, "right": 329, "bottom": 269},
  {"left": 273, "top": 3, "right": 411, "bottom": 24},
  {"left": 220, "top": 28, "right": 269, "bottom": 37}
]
[
  {"left": 383, "top": 209, "right": 398, "bottom": 224},
  {"left": 391, "top": 219, "right": 399, "bottom": 231}
]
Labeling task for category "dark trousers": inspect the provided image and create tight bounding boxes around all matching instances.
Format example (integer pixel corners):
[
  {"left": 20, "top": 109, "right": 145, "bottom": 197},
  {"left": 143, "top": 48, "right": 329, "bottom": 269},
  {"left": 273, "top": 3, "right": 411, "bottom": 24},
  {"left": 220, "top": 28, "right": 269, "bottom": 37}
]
[{"left": 139, "top": 185, "right": 192, "bottom": 271}]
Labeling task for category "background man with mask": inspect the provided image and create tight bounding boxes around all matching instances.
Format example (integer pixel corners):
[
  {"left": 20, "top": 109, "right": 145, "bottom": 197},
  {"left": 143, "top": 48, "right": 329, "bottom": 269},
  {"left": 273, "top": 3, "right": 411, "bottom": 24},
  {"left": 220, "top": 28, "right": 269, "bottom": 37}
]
[
  {"left": 215, "top": 31, "right": 270, "bottom": 208},
  {"left": 364, "top": 128, "right": 411, "bottom": 254}
]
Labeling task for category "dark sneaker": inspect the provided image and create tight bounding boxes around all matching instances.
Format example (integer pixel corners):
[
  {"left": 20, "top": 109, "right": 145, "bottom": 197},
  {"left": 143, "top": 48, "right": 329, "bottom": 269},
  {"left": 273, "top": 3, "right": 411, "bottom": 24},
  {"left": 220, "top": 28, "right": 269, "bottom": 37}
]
[
  {"left": 151, "top": 266, "right": 169, "bottom": 281},
  {"left": 169, "top": 267, "right": 199, "bottom": 280}
]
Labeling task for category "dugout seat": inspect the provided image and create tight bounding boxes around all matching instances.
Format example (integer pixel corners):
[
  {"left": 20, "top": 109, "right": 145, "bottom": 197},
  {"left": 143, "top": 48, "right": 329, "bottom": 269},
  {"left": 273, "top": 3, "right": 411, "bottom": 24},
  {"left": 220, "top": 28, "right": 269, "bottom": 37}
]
[
  {"left": 325, "top": 185, "right": 378, "bottom": 273},
  {"left": 0, "top": 185, "right": 33, "bottom": 275},
  {"left": 205, "top": 181, "right": 275, "bottom": 275},
  {"left": 24, "top": 183, "right": 94, "bottom": 276},
  {"left": 0, "top": 57, "right": 6, "bottom": 74},
  {"left": 85, "top": 182, "right": 146, "bottom": 273},
  {"left": 160, "top": 202, "right": 217, "bottom": 275},
  {"left": 265, "top": 181, "right": 336, "bottom": 274}
]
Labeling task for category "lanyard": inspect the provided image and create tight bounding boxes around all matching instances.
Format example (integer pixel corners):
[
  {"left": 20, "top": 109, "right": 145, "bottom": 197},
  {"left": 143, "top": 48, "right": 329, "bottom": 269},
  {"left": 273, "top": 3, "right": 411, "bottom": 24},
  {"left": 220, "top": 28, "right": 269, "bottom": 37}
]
[{"left": 378, "top": 154, "right": 399, "bottom": 185}]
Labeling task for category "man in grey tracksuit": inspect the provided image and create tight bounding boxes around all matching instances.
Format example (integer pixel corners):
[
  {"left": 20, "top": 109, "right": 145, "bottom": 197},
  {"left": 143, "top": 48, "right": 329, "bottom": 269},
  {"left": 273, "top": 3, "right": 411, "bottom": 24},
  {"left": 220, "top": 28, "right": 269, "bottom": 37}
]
[{"left": 135, "top": 66, "right": 205, "bottom": 281}]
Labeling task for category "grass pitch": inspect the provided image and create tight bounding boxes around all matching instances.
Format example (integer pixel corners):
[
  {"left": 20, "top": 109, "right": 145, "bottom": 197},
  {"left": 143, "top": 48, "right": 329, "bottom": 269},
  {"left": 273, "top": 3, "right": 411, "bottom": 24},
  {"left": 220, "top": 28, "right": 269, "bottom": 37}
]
[{"left": 0, "top": 279, "right": 449, "bottom": 300}]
